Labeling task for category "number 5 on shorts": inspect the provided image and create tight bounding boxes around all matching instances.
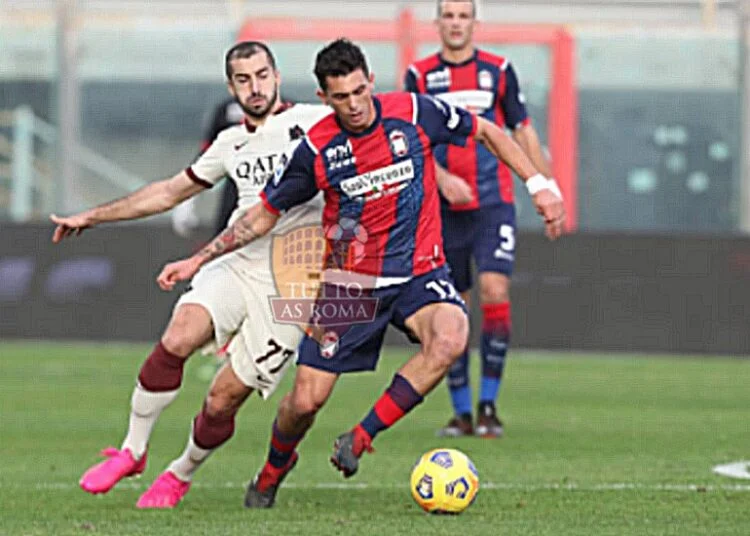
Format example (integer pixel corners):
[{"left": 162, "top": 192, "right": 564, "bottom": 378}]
[{"left": 494, "top": 224, "right": 515, "bottom": 260}]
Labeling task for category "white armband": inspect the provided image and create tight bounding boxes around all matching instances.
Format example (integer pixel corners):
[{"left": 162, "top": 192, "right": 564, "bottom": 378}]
[
  {"left": 546, "top": 178, "right": 563, "bottom": 200},
  {"left": 525, "top": 173, "right": 549, "bottom": 195}
]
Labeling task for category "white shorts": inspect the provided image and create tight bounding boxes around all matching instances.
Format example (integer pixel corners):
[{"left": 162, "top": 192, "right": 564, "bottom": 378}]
[{"left": 176, "top": 253, "right": 301, "bottom": 399}]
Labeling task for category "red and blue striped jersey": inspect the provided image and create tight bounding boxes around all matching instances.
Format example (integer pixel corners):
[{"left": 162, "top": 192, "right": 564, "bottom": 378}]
[
  {"left": 260, "top": 92, "right": 478, "bottom": 281},
  {"left": 405, "top": 49, "right": 530, "bottom": 210}
]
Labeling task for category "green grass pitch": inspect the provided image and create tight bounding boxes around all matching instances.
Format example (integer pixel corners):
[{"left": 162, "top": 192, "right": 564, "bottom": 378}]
[{"left": 1, "top": 342, "right": 749, "bottom": 535}]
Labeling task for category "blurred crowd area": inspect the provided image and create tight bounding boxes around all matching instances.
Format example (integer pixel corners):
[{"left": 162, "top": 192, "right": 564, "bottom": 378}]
[{"left": 0, "top": 0, "right": 745, "bottom": 233}]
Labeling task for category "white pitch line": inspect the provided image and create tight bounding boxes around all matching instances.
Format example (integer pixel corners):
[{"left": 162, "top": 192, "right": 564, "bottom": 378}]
[{"left": 21, "top": 481, "right": 750, "bottom": 492}]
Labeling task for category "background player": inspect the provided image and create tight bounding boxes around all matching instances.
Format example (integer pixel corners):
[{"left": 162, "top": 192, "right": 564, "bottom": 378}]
[
  {"left": 50, "top": 41, "right": 331, "bottom": 508},
  {"left": 157, "top": 38, "right": 564, "bottom": 508},
  {"left": 405, "top": 0, "right": 560, "bottom": 438}
]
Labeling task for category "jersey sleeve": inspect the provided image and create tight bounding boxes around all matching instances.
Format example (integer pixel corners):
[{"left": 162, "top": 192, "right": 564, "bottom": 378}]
[
  {"left": 403, "top": 66, "right": 419, "bottom": 92},
  {"left": 185, "top": 133, "right": 229, "bottom": 188},
  {"left": 260, "top": 138, "right": 319, "bottom": 215},
  {"left": 499, "top": 63, "right": 530, "bottom": 130},
  {"left": 415, "top": 94, "right": 477, "bottom": 147}
]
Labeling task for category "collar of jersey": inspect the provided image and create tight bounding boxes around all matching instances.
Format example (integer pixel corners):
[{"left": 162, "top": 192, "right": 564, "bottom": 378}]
[
  {"left": 334, "top": 96, "right": 382, "bottom": 138},
  {"left": 438, "top": 48, "right": 478, "bottom": 68},
  {"left": 243, "top": 101, "right": 295, "bottom": 133}
]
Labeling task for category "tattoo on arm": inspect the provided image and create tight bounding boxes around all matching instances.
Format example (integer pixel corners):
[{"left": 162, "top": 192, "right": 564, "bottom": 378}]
[{"left": 198, "top": 215, "right": 259, "bottom": 262}]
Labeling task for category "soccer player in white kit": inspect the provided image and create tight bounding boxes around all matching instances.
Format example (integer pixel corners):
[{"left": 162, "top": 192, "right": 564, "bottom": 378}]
[{"left": 50, "top": 41, "right": 331, "bottom": 508}]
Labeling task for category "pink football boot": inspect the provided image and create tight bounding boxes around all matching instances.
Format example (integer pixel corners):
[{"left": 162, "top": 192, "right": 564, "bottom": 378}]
[
  {"left": 79, "top": 447, "right": 147, "bottom": 494},
  {"left": 136, "top": 471, "right": 191, "bottom": 509}
]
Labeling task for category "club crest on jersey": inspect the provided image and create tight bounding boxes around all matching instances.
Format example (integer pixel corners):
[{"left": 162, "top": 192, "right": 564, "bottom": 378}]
[
  {"left": 320, "top": 331, "right": 340, "bottom": 358},
  {"left": 426, "top": 68, "right": 451, "bottom": 89},
  {"left": 272, "top": 153, "right": 291, "bottom": 186},
  {"left": 389, "top": 130, "right": 409, "bottom": 158},
  {"left": 289, "top": 125, "right": 305, "bottom": 141},
  {"left": 478, "top": 69, "right": 494, "bottom": 90},
  {"left": 326, "top": 140, "right": 356, "bottom": 170}
]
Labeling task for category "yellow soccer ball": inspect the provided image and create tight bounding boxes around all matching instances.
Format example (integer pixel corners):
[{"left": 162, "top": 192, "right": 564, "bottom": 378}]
[{"left": 410, "top": 448, "right": 480, "bottom": 514}]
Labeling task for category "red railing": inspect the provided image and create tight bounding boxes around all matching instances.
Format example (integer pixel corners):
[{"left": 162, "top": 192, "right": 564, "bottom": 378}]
[{"left": 239, "top": 11, "right": 578, "bottom": 231}]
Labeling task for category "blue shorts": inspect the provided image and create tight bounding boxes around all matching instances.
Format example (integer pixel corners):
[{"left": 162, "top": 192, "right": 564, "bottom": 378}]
[
  {"left": 441, "top": 203, "right": 516, "bottom": 293},
  {"left": 296, "top": 265, "right": 467, "bottom": 374}
]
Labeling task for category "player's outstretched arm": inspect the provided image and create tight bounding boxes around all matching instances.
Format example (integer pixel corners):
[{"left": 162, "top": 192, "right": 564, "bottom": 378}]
[
  {"left": 156, "top": 202, "right": 279, "bottom": 291},
  {"left": 512, "top": 124, "right": 552, "bottom": 178},
  {"left": 474, "top": 117, "right": 565, "bottom": 240},
  {"left": 435, "top": 164, "right": 474, "bottom": 205},
  {"left": 50, "top": 171, "right": 206, "bottom": 243}
]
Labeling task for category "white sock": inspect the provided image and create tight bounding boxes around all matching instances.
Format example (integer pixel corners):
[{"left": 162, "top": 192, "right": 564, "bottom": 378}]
[
  {"left": 121, "top": 383, "right": 179, "bottom": 458},
  {"left": 167, "top": 432, "right": 214, "bottom": 482}
]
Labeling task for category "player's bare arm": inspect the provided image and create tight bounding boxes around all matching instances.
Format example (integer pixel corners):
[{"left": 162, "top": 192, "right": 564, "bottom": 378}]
[
  {"left": 512, "top": 124, "right": 553, "bottom": 178},
  {"left": 156, "top": 202, "right": 279, "bottom": 291},
  {"left": 195, "top": 202, "right": 279, "bottom": 263},
  {"left": 435, "top": 164, "right": 474, "bottom": 205},
  {"left": 474, "top": 116, "right": 565, "bottom": 240},
  {"left": 50, "top": 171, "right": 205, "bottom": 243}
]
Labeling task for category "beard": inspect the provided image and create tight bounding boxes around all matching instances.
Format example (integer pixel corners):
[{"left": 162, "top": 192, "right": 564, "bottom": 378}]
[{"left": 238, "top": 85, "right": 279, "bottom": 119}]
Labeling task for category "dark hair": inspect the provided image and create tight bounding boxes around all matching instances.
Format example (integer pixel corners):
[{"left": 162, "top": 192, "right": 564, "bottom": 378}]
[
  {"left": 225, "top": 41, "right": 277, "bottom": 80},
  {"left": 437, "top": 0, "right": 476, "bottom": 17},
  {"left": 314, "top": 38, "right": 370, "bottom": 91}
]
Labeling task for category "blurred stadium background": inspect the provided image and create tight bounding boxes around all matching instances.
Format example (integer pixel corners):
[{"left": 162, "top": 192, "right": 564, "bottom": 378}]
[{"left": 2, "top": 0, "right": 749, "bottom": 354}]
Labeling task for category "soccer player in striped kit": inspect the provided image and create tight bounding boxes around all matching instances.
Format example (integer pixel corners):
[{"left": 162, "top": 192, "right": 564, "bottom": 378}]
[
  {"left": 158, "top": 38, "right": 563, "bottom": 507},
  {"left": 405, "top": 0, "right": 562, "bottom": 438}
]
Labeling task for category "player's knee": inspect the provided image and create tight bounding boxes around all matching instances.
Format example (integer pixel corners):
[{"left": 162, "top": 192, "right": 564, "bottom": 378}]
[
  {"left": 204, "top": 390, "right": 239, "bottom": 421},
  {"left": 279, "top": 392, "right": 294, "bottom": 415},
  {"left": 160, "top": 331, "right": 196, "bottom": 358},
  {"left": 433, "top": 334, "right": 468, "bottom": 368},
  {"left": 479, "top": 276, "right": 510, "bottom": 304},
  {"left": 162, "top": 305, "right": 212, "bottom": 357},
  {"left": 289, "top": 388, "right": 325, "bottom": 419},
  {"left": 289, "top": 379, "right": 325, "bottom": 419},
  {"left": 481, "top": 289, "right": 508, "bottom": 304},
  {"left": 425, "top": 312, "right": 469, "bottom": 368}
]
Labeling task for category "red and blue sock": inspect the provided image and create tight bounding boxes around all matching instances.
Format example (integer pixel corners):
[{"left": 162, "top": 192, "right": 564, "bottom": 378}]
[
  {"left": 447, "top": 349, "right": 472, "bottom": 418},
  {"left": 359, "top": 374, "right": 424, "bottom": 441},
  {"left": 267, "top": 419, "right": 305, "bottom": 469},
  {"left": 480, "top": 302, "right": 511, "bottom": 404}
]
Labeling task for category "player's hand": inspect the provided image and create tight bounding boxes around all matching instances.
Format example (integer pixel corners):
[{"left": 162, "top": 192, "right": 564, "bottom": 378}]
[
  {"left": 50, "top": 212, "right": 95, "bottom": 243},
  {"left": 157, "top": 256, "right": 202, "bottom": 291},
  {"left": 438, "top": 172, "right": 474, "bottom": 205},
  {"left": 532, "top": 189, "right": 565, "bottom": 241}
]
